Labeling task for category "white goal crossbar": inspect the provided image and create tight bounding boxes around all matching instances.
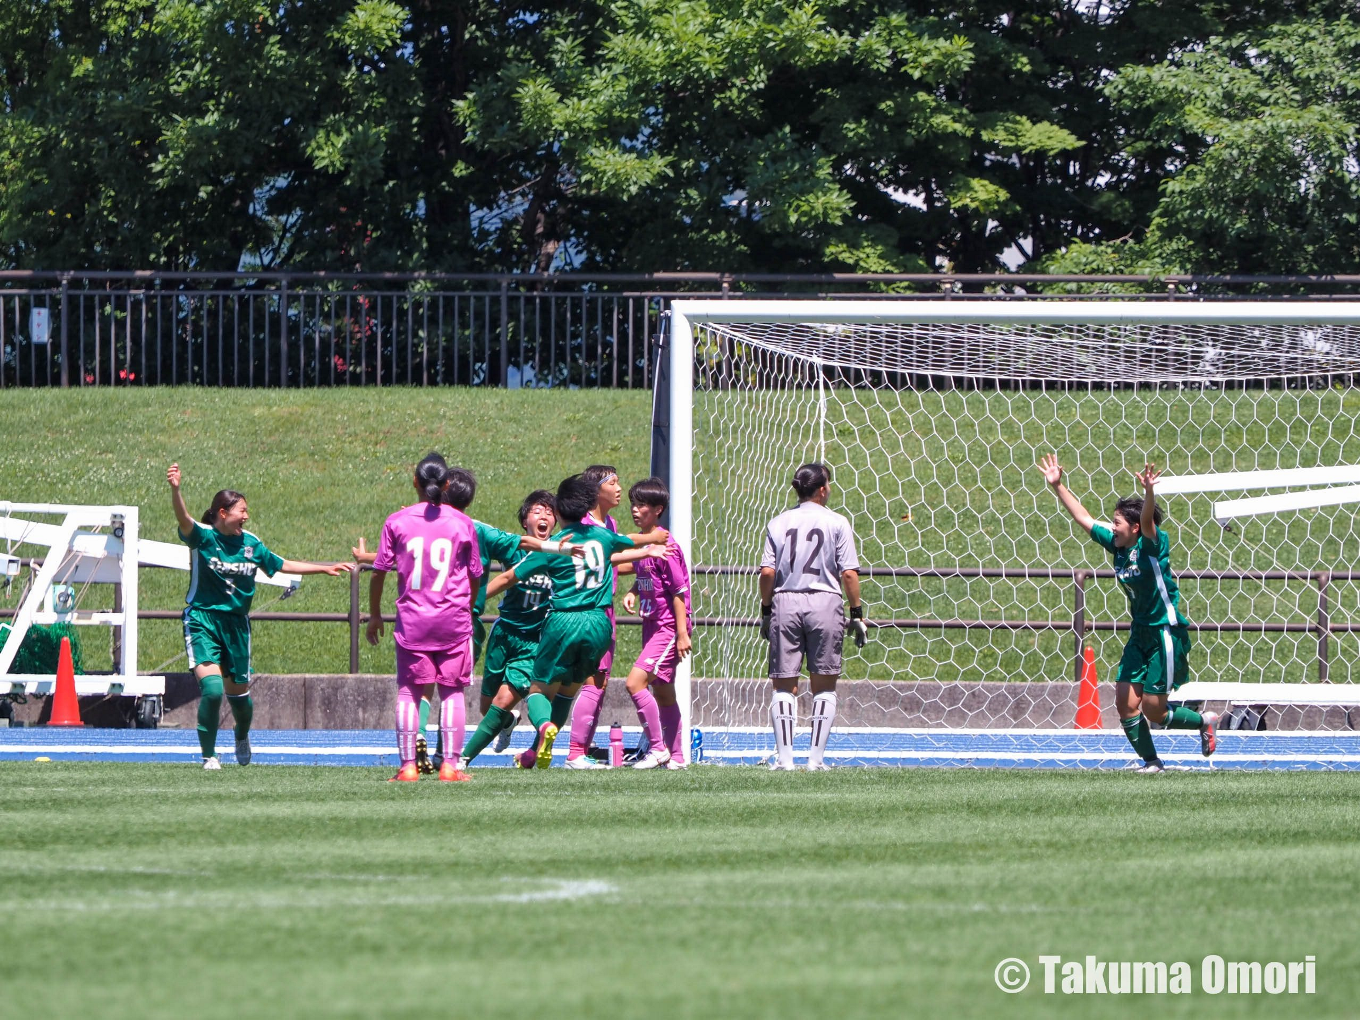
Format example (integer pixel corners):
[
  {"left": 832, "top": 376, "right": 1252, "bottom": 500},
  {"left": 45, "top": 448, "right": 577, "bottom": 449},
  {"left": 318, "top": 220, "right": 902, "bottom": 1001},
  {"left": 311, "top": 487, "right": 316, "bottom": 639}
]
[
  {"left": 0, "top": 502, "right": 300, "bottom": 696},
  {"left": 666, "top": 299, "right": 1360, "bottom": 738}
]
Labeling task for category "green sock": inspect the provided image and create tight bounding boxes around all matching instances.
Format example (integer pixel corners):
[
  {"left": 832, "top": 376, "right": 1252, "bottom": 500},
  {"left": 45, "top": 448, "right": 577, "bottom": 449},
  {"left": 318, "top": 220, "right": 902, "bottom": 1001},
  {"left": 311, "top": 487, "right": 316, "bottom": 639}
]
[
  {"left": 197, "top": 675, "right": 224, "bottom": 759},
  {"left": 227, "top": 693, "right": 253, "bottom": 740},
  {"left": 463, "top": 705, "right": 513, "bottom": 765},
  {"left": 1164, "top": 705, "right": 1203, "bottom": 730},
  {"left": 1120, "top": 715, "right": 1159, "bottom": 762},
  {"left": 550, "top": 693, "right": 574, "bottom": 730},
  {"left": 419, "top": 697, "right": 431, "bottom": 734},
  {"left": 526, "top": 692, "right": 552, "bottom": 730}
]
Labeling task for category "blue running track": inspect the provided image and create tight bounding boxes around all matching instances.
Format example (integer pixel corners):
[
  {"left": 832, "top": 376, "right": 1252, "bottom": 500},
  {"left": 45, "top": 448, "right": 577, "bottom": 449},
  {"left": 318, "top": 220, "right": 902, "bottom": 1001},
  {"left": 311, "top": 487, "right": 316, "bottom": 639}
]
[{"left": 3, "top": 726, "right": 1360, "bottom": 770}]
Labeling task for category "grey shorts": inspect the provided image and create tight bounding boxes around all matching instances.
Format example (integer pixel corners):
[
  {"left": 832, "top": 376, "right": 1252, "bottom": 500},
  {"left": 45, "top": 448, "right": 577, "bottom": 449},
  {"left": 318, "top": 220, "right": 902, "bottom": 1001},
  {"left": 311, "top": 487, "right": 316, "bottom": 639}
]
[{"left": 769, "top": 590, "right": 844, "bottom": 680}]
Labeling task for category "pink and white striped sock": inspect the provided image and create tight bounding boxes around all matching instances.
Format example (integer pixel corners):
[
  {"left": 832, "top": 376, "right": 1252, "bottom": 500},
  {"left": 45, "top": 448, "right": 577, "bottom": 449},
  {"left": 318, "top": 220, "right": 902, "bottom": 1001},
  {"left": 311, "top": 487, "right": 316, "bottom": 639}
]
[
  {"left": 395, "top": 684, "right": 421, "bottom": 764},
  {"left": 440, "top": 689, "right": 467, "bottom": 760},
  {"left": 568, "top": 684, "right": 605, "bottom": 758},
  {"left": 659, "top": 702, "right": 684, "bottom": 764},
  {"left": 630, "top": 687, "right": 663, "bottom": 752}
]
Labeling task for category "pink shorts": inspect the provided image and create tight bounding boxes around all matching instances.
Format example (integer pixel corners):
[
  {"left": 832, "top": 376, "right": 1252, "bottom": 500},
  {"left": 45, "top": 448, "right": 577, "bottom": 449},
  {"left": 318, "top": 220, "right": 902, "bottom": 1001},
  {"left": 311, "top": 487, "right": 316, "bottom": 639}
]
[
  {"left": 396, "top": 640, "right": 472, "bottom": 689},
  {"left": 634, "top": 626, "right": 680, "bottom": 684}
]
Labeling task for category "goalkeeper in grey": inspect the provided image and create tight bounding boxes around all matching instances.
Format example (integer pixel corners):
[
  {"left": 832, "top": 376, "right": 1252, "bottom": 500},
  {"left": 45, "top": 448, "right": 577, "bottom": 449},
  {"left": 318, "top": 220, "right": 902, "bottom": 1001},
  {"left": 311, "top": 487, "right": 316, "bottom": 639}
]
[{"left": 759, "top": 463, "right": 866, "bottom": 771}]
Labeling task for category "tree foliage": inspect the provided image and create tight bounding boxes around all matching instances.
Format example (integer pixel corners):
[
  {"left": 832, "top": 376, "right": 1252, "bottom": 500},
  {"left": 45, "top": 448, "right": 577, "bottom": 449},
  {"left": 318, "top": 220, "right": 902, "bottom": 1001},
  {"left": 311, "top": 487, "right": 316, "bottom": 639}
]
[{"left": 0, "top": 1, "right": 1355, "bottom": 273}]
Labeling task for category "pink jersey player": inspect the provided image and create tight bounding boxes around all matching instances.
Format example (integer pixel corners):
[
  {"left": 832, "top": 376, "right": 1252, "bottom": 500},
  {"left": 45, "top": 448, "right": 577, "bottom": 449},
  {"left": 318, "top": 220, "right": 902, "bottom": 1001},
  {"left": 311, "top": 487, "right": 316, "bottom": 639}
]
[
  {"left": 367, "top": 455, "right": 483, "bottom": 782},
  {"left": 632, "top": 541, "right": 692, "bottom": 683},
  {"left": 620, "top": 477, "right": 693, "bottom": 770}
]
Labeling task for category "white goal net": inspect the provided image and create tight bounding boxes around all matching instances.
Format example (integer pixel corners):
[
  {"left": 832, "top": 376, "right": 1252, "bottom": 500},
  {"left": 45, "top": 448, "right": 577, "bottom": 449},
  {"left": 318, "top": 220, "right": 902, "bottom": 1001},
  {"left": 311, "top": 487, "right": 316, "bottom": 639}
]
[{"left": 667, "top": 300, "right": 1360, "bottom": 763}]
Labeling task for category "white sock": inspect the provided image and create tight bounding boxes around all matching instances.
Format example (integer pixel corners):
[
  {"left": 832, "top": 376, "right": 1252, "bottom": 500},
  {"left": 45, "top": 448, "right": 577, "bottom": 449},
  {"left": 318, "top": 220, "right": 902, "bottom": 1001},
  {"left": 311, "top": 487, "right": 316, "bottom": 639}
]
[
  {"left": 809, "top": 692, "right": 837, "bottom": 766},
  {"left": 770, "top": 691, "right": 797, "bottom": 767}
]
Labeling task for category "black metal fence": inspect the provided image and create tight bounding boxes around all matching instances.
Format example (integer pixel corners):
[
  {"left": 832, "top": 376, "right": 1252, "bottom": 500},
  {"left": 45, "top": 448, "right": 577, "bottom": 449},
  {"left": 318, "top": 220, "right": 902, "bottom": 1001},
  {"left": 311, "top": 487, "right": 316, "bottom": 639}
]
[{"left": 4, "top": 271, "right": 1360, "bottom": 389}]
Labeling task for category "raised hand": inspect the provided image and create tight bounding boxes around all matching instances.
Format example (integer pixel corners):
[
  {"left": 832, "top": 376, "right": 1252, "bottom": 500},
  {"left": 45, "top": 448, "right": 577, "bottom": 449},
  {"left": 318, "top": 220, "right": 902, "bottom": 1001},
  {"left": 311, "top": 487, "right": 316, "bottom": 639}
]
[
  {"left": 167, "top": 463, "right": 182, "bottom": 490},
  {"left": 1134, "top": 462, "right": 1161, "bottom": 492},
  {"left": 1037, "top": 453, "right": 1063, "bottom": 486}
]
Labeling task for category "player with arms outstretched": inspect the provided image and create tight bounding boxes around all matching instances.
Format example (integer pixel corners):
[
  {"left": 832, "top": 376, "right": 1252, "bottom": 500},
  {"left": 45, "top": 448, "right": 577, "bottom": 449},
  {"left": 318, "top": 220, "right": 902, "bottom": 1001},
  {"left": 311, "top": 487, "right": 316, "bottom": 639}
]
[
  {"left": 760, "top": 463, "right": 866, "bottom": 771},
  {"left": 168, "top": 463, "right": 353, "bottom": 770},
  {"left": 484, "top": 474, "right": 669, "bottom": 768},
  {"left": 1038, "top": 454, "right": 1217, "bottom": 772}
]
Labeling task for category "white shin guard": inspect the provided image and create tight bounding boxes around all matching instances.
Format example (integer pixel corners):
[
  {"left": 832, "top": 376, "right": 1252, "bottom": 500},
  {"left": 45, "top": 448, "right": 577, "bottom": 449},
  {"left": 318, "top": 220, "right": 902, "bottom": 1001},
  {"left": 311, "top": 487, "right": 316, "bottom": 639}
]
[
  {"left": 770, "top": 691, "right": 797, "bottom": 768},
  {"left": 809, "top": 692, "right": 837, "bottom": 765}
]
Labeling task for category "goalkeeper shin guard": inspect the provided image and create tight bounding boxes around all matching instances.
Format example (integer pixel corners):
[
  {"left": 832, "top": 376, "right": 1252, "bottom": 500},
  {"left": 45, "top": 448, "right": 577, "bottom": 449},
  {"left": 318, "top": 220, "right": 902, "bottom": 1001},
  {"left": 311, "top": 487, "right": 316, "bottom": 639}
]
[
  {"left": 770, "top": 691, "right": 797, "bottom": 769},
  {"left": 808, "top": 692, "right": 837, "bottom": 767}
]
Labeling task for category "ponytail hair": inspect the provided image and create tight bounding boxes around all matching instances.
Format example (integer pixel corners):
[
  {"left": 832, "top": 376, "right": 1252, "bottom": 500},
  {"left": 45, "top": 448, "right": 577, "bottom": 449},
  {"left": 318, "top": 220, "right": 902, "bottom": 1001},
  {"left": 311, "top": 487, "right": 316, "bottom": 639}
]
[
  {"left": 202, "top": 489, "right": 246, "bottom": 526},
  {"left": 791, "top": 462, "right": 831, "bottom": 500},
  {"left": 415, "top": 453, "right": 448, "bottom": 506}
]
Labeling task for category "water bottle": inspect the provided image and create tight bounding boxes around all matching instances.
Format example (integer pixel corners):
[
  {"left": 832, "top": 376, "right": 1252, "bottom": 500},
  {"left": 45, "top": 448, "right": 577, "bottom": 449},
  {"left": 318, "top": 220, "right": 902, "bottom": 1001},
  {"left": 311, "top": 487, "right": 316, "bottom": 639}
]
[
  {"left": 609, "top": 722, "right": 624, "bottom": 768},
  {"left": 690, "top": 727, "right": 704, "bottom": 764}
]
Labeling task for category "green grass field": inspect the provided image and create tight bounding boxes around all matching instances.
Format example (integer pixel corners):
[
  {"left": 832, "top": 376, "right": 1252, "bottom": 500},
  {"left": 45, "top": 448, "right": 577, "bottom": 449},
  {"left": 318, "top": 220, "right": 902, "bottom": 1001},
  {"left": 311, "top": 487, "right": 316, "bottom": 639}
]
[
  {"left": 3, "top": 385, "right": 1358, "bottom": 691},
  {"left": 3, "top": 763, "right": 1358, "bottom": 1019},
  {"left": 0, "top": 388, "right": 652, "bottom": 674}
]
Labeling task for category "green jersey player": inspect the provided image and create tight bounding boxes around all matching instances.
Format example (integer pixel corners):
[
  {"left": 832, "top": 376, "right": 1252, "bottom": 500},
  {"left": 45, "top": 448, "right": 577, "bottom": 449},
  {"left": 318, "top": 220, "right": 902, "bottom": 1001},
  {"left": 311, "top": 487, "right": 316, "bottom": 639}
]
[
  {"left": 168, "top": 463, "right": 354, "bottom": 770},
  {"left": 457, "top": 489, "right": 559, "bottom": 769},
  {"left": 484, "top": 474, "right": 670, "bottom": 769},
  {"left": 1039, "top": 455, "right": 1217, "bottom": 772}
]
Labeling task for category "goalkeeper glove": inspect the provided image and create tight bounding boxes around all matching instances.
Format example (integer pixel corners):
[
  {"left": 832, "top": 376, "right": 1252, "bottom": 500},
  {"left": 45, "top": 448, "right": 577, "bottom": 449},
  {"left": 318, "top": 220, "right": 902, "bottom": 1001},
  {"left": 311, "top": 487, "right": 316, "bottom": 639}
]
[
  {"left": 760, "top": 603, "right": 772, "bottom": 641},
  {"left": 849, "top": 605, "right": 868, "bottom": 648}
]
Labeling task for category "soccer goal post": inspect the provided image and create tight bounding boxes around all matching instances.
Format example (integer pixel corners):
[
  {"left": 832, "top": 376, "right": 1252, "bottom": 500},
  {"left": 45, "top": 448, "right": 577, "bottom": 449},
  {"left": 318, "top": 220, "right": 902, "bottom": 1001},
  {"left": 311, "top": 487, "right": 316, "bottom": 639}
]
[{"left": 665, "top": 299, "right": 1360, "bottom": 759}]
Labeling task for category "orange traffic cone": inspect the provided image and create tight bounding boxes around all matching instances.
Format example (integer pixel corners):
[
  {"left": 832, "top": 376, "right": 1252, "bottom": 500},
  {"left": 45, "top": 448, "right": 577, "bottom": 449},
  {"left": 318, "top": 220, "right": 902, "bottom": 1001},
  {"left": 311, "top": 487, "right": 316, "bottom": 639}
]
[
  {"left": 1074, "top": 645, "right": 1102, "bottom": 729},
  {"left": 48, "top": 637, "right": 84, "bottom": 727}
]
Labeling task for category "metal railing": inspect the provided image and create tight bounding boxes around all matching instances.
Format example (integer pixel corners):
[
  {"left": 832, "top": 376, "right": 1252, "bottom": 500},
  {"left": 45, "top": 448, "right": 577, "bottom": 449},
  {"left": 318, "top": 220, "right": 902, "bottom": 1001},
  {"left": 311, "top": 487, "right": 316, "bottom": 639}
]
[
  {"left": 4, "top": 271, "right": 1360, "bottom": 389},
  {"left": 2, "top": 563, "right": 1353, "bottom": 682}
]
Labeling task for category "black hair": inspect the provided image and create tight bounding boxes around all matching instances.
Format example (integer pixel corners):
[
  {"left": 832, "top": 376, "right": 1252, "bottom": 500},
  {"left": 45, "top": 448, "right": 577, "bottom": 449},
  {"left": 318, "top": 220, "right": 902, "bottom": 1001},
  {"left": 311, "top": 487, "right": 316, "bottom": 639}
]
[
  {"left": 415, "top": 453, "right": 448, "bottom": 507},
  {"left": 1114, "top": 495, "right": 1163, "bottom": 530},
  {"left": 555, "top": 474, "right": 598, "bottom": 524},
  {"left": 628, "top": 476, "right": 670, "bottom": 512},
  {"left": 792, "top": 462, "right": 832, "bottom": 501},
  {"left": 583, "top": 464, "right": 618, "bottom": 490},
  {"left": 202, "top": 489, "right": 246, "bottom": 526},
  {"left": 518, "top": 489, "right": 557, "bottom": 528},
  {"left": 444, "top": 466, "right": 477, "bottom": 511}
]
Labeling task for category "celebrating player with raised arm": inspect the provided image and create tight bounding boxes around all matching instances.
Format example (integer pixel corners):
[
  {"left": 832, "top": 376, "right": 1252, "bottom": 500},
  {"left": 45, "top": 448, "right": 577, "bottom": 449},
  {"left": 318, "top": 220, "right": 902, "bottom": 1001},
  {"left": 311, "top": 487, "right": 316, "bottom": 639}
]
[
  {"left": 484, "top": 474, "right": 669, "bottom": 769},
  {"left": 1038, "top": 454, "right": 1216, "bottom": 772},
  {"left": 168, "top": 463, "right": 353, "bottom": 771},
  {"left": 621, "top": 477, "right": 692, "bottom": 770},
  {"left": 759, "top": 463, "right": 865, "bottom": 772},
  {"left": 456, "top": 489, "right": 561, "bottom": 770},
  {"left": 367, "top": 454, "right": 483, "bottom": 783}
]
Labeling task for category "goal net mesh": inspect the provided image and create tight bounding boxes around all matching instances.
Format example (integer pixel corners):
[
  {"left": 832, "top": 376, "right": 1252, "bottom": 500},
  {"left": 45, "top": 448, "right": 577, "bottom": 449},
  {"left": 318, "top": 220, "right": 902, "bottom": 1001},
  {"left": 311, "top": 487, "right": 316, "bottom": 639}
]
[{"left": 687, "top": 314, "right": 1360, "bottom": 746}]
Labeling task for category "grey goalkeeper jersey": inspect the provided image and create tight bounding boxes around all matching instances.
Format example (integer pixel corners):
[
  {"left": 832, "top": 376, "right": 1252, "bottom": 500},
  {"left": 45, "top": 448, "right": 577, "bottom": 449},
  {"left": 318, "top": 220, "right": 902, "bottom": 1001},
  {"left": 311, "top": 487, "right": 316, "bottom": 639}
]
[{"left": 761, "top": 502, "right": 860, "bottom": 595}]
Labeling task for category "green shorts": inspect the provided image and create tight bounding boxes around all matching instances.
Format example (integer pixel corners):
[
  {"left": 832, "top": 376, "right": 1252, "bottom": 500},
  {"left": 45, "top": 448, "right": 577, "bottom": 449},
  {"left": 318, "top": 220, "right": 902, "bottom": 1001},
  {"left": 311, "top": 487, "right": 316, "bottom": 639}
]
[
  {"left": 531, "top": 610, "right": 612, "bottom": 690},
  {"left": 472, "top": 616, "right": 487, "bottom": 665},
  {"left": 479, "top": 621, "right": 539, "bottom": 699},
  {"left": 183, "top": 607, "right": 252, "bottom": 682},
  {"left": 1117, "top": 625, "right": 1191, "bottom": 695}
]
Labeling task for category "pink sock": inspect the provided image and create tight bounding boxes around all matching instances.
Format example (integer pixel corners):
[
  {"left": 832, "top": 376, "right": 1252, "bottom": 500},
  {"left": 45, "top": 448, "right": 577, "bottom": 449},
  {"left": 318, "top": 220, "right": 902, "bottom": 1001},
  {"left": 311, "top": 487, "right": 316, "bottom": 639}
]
[
  {"left": 395, "top": 683, "right": 420, "bottom": 764},
  {"left": 659, "top": 703, "right": 684, "bottom": 764},
  {"left": 440, "top": 689, "right": 466, "bottom": 759},
  {"left": 630, "top": 688, "right": 663, "bottom": 751},
  {"left": 568, "top": 684, "right": 605, "bottom": 758}
]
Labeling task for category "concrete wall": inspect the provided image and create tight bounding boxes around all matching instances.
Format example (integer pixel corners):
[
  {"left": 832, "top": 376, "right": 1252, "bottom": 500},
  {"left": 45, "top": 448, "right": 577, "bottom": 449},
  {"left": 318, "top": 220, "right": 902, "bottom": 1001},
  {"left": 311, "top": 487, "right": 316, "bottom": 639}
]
[{"left": 7, "top": 674, "right": 1356, "bottom": 731}]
